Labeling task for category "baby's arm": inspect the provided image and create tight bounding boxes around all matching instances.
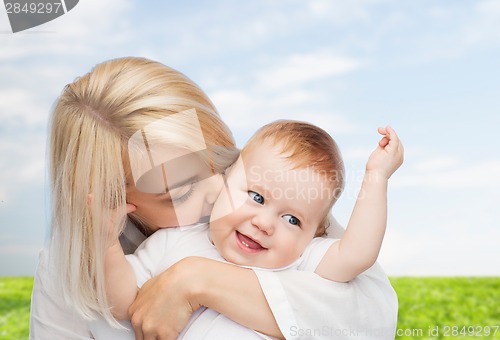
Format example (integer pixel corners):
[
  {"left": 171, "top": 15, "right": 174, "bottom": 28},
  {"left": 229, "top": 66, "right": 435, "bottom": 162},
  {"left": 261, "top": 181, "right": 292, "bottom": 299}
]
[
  {"left": 315, "top": 126, "right": 403, "bottom": 282},
  {"left": 101, "top": 201, "right": 140, "bottom": 319},
  {"left": 104, "top": 240, "right": 138, "bottom": 320}
]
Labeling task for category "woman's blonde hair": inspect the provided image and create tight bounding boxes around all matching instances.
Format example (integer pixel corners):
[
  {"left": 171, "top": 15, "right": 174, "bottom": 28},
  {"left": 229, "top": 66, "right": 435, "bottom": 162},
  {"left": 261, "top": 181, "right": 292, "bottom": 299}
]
[{"left": 48, "top": 57, "right": 238, "bottom": 325}]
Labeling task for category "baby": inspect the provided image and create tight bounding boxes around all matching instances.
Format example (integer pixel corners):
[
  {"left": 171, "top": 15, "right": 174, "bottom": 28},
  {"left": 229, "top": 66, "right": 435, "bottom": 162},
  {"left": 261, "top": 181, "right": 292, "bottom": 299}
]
[
  {"left": 104, "top": 119, "right": 403, "bottom": 338},
  {"left": 208, "top": 120, "right": 403, "bottom": 282}
]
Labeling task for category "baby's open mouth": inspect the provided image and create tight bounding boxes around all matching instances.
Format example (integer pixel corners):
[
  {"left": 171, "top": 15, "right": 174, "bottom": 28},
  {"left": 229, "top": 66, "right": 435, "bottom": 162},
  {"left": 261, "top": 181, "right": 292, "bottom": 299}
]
[{"left": 235, "top": 231, "right": 266, "bottom": 253}]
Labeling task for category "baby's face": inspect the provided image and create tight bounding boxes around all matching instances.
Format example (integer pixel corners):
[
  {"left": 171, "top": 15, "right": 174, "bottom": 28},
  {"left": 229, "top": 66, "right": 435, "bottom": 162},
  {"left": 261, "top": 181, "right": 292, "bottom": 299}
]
[{"left": 210, "top": 141, "right": 332, "bottom": 269}]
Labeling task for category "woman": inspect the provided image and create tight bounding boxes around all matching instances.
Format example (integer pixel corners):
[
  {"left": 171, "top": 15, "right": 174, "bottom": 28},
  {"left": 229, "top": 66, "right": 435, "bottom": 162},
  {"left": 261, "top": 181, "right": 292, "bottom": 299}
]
[{"left": 30, "top": 57, "right": 397, "bottom": 339}]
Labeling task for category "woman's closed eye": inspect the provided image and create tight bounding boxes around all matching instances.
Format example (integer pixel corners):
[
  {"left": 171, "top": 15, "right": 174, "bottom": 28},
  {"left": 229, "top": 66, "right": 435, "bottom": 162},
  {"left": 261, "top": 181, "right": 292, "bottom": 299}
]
[
  {"left": 249, "top": 191, "right": 264, "bottom": 205},
  {"left": 165, "top": 182, "right": 197, "bottom": 205},
  {"left": 282, "top": 214, "right": 301, "bottom": 227}
]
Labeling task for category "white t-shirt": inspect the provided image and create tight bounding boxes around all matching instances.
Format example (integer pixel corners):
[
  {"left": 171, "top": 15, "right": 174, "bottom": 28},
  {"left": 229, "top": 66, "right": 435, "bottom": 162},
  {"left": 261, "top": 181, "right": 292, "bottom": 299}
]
[
  {"left": 91, "top": 222, "right": 336, "bottom": 339},
  {"left": 30, "top": 218, "right": 397, "bottom": 339},
  {"left": 127, "top": 222, "right": 334, "bottom": 286}
]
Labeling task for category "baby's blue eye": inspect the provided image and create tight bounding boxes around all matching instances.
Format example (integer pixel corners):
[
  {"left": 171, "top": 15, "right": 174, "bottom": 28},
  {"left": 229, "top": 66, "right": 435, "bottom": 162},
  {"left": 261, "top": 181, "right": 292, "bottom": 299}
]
[
  {"left": 249, "top": 191, "right": 264, "bottom": 205},
  {"left": 283, "top": 214, "right": 300, "bottom": 226}
]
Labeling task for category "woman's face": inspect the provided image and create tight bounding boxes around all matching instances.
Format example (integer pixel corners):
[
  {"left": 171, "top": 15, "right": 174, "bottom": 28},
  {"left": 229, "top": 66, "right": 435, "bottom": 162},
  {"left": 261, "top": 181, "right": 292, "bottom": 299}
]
[{"left": 126, "top": 145, "right": 223, "bottom": 232}]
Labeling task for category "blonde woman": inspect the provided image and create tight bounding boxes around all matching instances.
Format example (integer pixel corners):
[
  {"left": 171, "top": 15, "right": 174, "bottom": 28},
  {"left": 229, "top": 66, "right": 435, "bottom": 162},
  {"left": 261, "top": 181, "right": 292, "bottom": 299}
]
[{"left": 30, "top": 57, "right": 397, "bottom": 339}]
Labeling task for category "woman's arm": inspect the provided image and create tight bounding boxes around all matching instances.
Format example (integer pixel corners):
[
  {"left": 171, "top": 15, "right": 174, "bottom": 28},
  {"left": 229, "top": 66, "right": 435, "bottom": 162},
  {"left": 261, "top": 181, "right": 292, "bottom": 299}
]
[
  {"left": 129, "top": 255, "right": 398, "bottom": 340},
  {"left": 129, "top": 256, "right": 284, "bottom": 339},
  {"left": 188, "top": 258, "right": 284, "bottom": 338}
]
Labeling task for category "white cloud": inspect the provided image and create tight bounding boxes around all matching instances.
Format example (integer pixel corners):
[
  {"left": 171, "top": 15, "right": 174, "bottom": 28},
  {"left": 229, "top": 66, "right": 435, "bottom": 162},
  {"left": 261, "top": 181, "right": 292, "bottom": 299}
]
[
  {"left": 342, "top": 1, "right": 500, "bottom": 67},
  {"left": 414, "top": 157, "right": 459, "bottom": 172},
  {"left": 429, "top": 7, "right": 450, "bottom": 19},
  {"left": 211, "top": 89, "right": 263, "bottom": 132},
  {"left": 463, "top": 0, "right": 500, "bottom": 46},
  {"left": 392, "top": 160, "right": 500, "bottom": 189},
  {"left": 56, "top": 0, "right": 133, "bottom": 37},
  {"left": 271, "top": 90, "right": 321, "bottom": 107},
  {"left": 296, "top": 112, "right": 360, "bottom": 135},
  {"left": 208, "top": 50, "right": 364, "bottom": 134},
  {"left": 19, "top": 158, "right": 46, "bottom": 182},
  {"left": 0, "top": 134, "right": 47, "bottom": 205},
  {"left": 211, "top": 86, "right": 361, "bottom": 138},
  {"left": 380, "top": 226, "right": 500, "bottom": 276},
  {"left": 0, "top": 89, "right": 47, "bottom": 125},
  {"left": 307, "top": 0, "right": 372, "bottom": 24},
  {"left": 162, "top": 0, "right": 379, "bottom": 62},
  {"left": 0, "top": 0, "right": 134, "bottom": 62},
  {"left": 413, "top": 1, "right": 500, "bottom": 64},
  {"left": 257, "top": 52, "right": 362, "bottom": 91}
]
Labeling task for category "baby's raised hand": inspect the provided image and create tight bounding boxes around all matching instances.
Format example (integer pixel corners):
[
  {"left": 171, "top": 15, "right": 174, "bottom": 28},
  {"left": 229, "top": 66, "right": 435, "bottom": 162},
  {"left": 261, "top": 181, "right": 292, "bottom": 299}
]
[{"left": 366, "top": 126, "right": 404, "bottom": 180}]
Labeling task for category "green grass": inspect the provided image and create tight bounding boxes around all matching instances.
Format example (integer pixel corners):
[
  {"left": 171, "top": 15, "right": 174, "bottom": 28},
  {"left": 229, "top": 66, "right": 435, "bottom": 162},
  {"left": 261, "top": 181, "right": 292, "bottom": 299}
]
[
  {"left": 0, "top": 277, "right": 499, "bottom": 339},
  {"left": 0, "top": 277, "right": 33, "bottom": 340},
  {"left": 391, "top": 277, "right": 500, "bottom": 339}
]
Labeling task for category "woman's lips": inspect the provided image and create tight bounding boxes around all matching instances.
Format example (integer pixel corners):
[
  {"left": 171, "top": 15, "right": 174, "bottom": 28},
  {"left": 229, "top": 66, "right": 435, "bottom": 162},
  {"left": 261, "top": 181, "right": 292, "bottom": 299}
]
[{"left": 235, "top": 231, "right": 266, "bottom": 253}]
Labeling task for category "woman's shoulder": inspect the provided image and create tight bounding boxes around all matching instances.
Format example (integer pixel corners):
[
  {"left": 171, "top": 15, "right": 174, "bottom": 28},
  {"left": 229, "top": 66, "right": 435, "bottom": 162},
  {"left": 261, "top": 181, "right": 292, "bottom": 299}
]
[{"left": 31, "top": 247, "right": 93, "bottom": 339}]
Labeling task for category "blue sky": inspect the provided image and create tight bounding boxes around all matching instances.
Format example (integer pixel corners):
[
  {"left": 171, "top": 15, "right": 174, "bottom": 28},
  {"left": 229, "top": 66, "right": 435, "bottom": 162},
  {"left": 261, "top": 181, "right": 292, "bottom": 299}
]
[{"left": 0, "top": 0, "right": 499, "bottom": 276}]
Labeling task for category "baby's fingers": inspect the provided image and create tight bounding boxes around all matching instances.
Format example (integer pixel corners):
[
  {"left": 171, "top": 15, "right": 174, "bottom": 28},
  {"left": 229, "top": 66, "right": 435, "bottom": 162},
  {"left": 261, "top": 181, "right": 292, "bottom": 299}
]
[
  {"left": 386, "top": 126, "right": 404, "bottom": 164},
  {"left": 378, "top": 125, "right": 400, "bottom": 148},
  {"left": 378, "top": 136, "right": 390, "bottom": 148},
  {"left": 377, "top": 126, "right": 391, "bottom": 148},
  {"left": 386, "top": 126, "right": 400, "bottom": 145},
  {"left": 377, "top": 126, "right": 387, "bottom": 135}
]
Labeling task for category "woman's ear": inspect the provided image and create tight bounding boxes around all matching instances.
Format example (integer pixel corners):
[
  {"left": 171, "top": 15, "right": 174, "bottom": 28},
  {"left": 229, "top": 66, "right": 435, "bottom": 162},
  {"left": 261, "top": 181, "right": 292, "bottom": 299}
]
[{"left": 126, "top": 203, "right": 137, "bottom": 214}]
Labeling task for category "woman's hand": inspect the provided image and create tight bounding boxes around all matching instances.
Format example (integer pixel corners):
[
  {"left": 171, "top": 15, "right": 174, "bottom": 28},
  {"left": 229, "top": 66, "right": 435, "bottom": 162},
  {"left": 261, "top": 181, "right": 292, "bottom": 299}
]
[{"left": 128, "top": 257, "right": 202, "bottom": 340}]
